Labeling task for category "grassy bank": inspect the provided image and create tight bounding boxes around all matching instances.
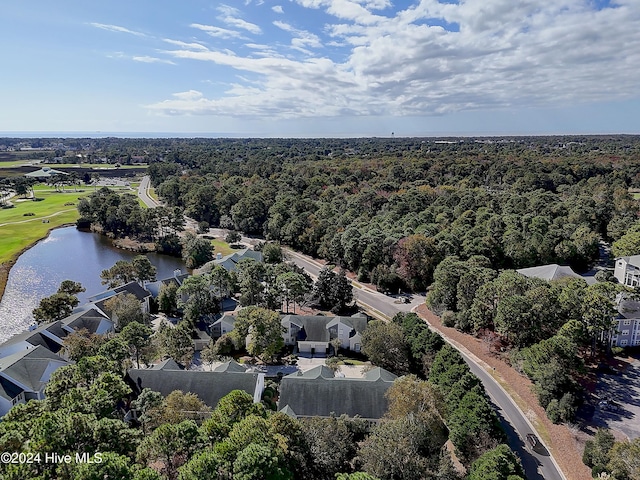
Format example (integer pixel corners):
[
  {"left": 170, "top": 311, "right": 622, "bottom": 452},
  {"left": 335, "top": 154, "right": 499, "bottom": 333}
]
[{"left": 0, "top": 187, "right": 93, "bottom": 299}]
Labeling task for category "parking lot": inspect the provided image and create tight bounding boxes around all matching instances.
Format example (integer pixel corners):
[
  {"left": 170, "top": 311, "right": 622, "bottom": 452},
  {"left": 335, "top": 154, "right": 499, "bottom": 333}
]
[{"left": 592, "top": 357, "right": 640, "bottom": 439}]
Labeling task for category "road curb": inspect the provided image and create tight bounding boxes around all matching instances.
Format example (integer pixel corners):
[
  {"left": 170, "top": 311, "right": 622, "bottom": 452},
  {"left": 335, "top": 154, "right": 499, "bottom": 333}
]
[{"left": 412, "top": 305, "right": 568, "bottom": 480}]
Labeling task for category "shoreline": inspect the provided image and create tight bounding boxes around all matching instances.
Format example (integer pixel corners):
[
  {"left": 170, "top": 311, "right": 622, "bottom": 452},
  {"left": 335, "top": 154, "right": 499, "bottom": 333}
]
[{"left": 0, "top": 222, "right": 76, "bottom": 304}]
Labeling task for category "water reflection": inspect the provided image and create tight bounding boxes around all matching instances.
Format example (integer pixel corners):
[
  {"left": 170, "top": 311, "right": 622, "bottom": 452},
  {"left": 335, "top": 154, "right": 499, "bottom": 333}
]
[{"left": 0, "top": 227, "right": 185, "bottom": 342}]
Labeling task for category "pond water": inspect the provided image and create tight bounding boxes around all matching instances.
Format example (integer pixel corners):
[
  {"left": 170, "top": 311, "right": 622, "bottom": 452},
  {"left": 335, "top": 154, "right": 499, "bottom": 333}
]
[{"left": 0, "top": 227, "right": 185, "bottom": 342}]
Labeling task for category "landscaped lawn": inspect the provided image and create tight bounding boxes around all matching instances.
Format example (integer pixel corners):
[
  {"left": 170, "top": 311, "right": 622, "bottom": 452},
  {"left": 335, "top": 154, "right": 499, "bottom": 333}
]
[
  {"left": 211, "top": 238, "right": 234, "bottom": 257},
  {"left": 0, "top": 187, "right": 92, "bottom": 263}
]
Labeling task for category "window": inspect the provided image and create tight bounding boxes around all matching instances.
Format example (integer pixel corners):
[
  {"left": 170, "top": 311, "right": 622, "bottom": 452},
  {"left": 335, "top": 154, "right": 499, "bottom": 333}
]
[
  {"left": 624, "top": 320, "right": 631, "bottom": 325},
  {"left": 621, "top": 340, "right": 628, "bottom": 346},
  {"left": 622, "top": 330, "right": 630, "bottom": 336}
]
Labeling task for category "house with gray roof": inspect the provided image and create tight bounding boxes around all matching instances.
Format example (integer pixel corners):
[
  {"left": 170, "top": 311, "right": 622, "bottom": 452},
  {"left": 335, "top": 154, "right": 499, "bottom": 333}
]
[
  {"left": 144, "top": 269, "right": 189, "bottom": 298},
  {"left": 195, "top": 248, "right": 263, "bottom": 275},
  {"left": 0, "top": 346, "right": 70, "bottom": 416},
  {"left": 614, "top": 255, "right": 640, "bottom": 287},
  {"left": 0, "top": 309, "right": 113, "bottom": 360},
  {"left": 282, "top": 313, "right": 368, "bottom": 354},
  {"left": 516, "top": 264, "right": 588, "bottom": 282},
  {"left": 611, "top": 294, "right": 640, "bottom": 348},
  {"left": 127, "top": 360, "right": 265, "bottom": 408},
  {"left": 0, "top": 321, "right": 69, "bottom": 358},
  {"left": 62, "top": 308, "right": 114, "bottom": 336},
  {"left": 87, "top": 281, "right": 152, "bottom": 326},
  {"left": 278, "top": 365, "right": 397, "bottom": 421}
]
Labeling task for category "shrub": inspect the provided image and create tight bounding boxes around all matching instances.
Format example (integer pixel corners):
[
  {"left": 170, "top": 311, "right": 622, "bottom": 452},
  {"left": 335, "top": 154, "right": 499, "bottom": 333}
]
[
  {"left": 23, "top": 212, "right": 35, "bottom": 216},
  {"left": 611, "top": 346, "right": 625, "bottom": 356},
  {"left": 441, "top": 310, "right": 456, "bottom": 327}
]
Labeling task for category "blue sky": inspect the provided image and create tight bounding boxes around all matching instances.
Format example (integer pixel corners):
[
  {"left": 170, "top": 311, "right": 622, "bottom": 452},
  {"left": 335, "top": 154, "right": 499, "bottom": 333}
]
[{"left": 1, "top": 0, "right": 638, "bottom": 136}]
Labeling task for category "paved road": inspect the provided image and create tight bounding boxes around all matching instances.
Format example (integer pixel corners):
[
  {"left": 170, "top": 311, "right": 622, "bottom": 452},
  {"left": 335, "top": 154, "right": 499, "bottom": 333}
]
[
  {"left": 285, "top": 247, "right": 565, "bottom": 480},
  {"left": 134, "top": 189, "right": 565, "bottom": 479},
  {"left": 137, "top": 176, "right": 160, "bottom": 208}
]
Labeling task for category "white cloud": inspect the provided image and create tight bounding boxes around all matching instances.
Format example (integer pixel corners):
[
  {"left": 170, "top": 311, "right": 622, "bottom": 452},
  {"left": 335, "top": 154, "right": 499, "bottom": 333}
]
[
  {"left": 151, "top": 0, "right": 640, "bottom": 121},
  {"left": 273, "top": 20, "right": 323, "bottom": 51},
  {"left": 272, "top": 5, "right": 284, "bottom": 14},
  {"left": 190, "top": 23, "right": 244, "bottom": 39},
  {"left": 217, "top": 4, "right": 262, "bottom": 34},
  {"left": 132, "top": 56, "right": 176, "bottom": 65},
  {"left": 163, "top": 39, "right": 209, "bottom": 51},
  {"left": 89, "top": 22, "right": 146, "bottom": 37}
]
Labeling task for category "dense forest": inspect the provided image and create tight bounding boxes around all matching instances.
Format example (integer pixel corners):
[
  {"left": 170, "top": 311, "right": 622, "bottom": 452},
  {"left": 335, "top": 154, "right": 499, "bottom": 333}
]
[
  {"left": 141, "top": 136, "right": 640, "bottom": 291},
  {"left": 4, "top": 135, "right": 640, "bottom": 479}
]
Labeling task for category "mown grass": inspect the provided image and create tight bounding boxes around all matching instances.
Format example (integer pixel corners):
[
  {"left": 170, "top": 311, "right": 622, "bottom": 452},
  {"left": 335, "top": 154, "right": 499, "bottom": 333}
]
[
  {"left": 148, "top": 186, "right": 159, "bottom": 202},
  {"left": 211, "top": 238, "right": 234, "bottom": 257},
  {"left": 0, "top": 188, "right": 93, "bottom": 264}
]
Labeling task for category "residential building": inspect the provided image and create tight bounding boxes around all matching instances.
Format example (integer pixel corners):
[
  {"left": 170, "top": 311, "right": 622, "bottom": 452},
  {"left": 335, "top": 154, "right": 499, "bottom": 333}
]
[
  {"left": 195, "top": 248, "right": 263, "bottom": 275},
  {"left": 614, "top": 255, "right": 640, "bottom": 287},
  {"left": 127, "top": 360, "right": 265, "bottom": 408},
  {"left": 278, "top": 365, "right": 397, "bottom": 421},
  {"left": 281, "top": 313, "right": 368, "bottom": 354},
  {"left": 516, "top": 263, "right": 595, "bottom": 284},
  {"left": 612, "top": 294, "right": 640, "bottom": 348},
  {"left": 0, "top": 346, "right": 70, "bottom": 416},
  {"left": 0, "top": 309, "right": 114, "bottom": 360}
]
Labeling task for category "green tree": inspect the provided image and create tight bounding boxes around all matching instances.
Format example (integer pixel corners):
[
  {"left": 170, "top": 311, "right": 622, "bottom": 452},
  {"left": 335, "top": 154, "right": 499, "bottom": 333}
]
[
  {"left": 104, "top": 293, "right": 144, "bottom": 330},
  {"left": 448, "top": 390, "right": 505, "bottom": 464},
  {"left": 32, "top": 280, "right": 85, "bottom": 323},
  {"left": 231, "top": 307, "right": 284, "bottom": 362},
  {"left": 226, "top": 231, "right": 242, "bottom": 245},
  {"left": 276, "top": 271, "right": 310, "bottom": 314},
  {"left": 467, "top": 444, "right": 524, "bottom": 480},
  {"left": 137, "top": 420, "right": 203, "bottom": 479},
  {"left": 300, "top": 416, "right": 357, "bottom": 478},
  {"left": 606, "top": 437, "right": 640, "bottom": 480},
  {"left": 154, "top": 322, "right": 195, "bottom": 366},
  {"left": 612, "top": 230, "right": 640, "bottom": 258},
  {"left": 178, "top": 449, "right": 221, "bottom": 480},
  {"left": 182, "top": 231, "right": 214, "bottom": 269},
  {"left": 120, "top": 321, "right": 153, "bottom": 368},
  {"left": 101, "top": 260, "right": 137, "bottom": 288},
  {"left": 583, "top": 428, "right": 615, "bottom": 477},
  {"left": 358, "top": 417, "right": 440, "bottom": 480},
  {"left": 361, "top": 320, "right": 410, "bottom": 375},
  {"left": 177, "top": 274, "right": 219, "bottom": 325},
  {"left": 262, "top": 242, "right": 284, "bottom": 264},
  {"left": 62, "top": 328, "right": 106, "bottom": 361},
  {"left": 393, "top": 234, "right": 440, "bottom": 291},
  {"left": 132, "top": 255, "right": 157, "bottom": 284},
  {"left": 158, "top": 281, "right": 179, "bottom": 315},
  {"left": 313, "top": 267, "right": 353, "bottom": 313}
]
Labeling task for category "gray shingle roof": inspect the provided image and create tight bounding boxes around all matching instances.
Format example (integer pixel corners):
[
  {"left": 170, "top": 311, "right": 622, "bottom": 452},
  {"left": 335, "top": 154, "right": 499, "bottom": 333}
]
[
  {"left": 516, "top": 264, "right": 583, "bottom": 281},
  {"left": 127, "top": 367, "right": 261, "bottom": 408},
  {"left": 151, "top": 358, "right": 184, "bottom": 370},
  {"left": 213, "top": 360, "right": 249, "bottom": 373},
  {"left": 0, "top": 346, "right": 69, "bottom": 392},
  {"left": 88, "top": 281, "right": 151, "bottom": 303},
  {"left": 62, "top": 308, "right": 112, "bottom": 334},
  {"left": 278, "top": 365, "right": 397, "bottom": 419},
  {"left": 0, "top": 377, "right": 23, "bottom": 402},
  {"left": 0, "top": 321, "right": 68, "bottom": 354}
]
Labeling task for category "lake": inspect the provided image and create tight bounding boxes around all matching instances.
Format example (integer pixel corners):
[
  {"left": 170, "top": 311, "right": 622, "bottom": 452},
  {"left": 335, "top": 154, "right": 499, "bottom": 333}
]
[{"left": 0, "top": 227, "right": 185, "bottom": 342}]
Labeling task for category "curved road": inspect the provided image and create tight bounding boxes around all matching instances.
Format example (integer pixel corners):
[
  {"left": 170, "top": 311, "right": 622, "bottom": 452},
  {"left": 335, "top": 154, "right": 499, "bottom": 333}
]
[
  {"left": 284, "top": 248, "right": 566, "bottom": 480},
  {"left": 137, "top": 179, "right": 566, "bottom": 479}
]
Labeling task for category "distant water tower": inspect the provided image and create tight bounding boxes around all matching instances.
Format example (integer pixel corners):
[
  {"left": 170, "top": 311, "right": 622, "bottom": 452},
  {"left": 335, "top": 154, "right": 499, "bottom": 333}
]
[{"left": 391, "top": 132, "right": 395, "bottom": 138}]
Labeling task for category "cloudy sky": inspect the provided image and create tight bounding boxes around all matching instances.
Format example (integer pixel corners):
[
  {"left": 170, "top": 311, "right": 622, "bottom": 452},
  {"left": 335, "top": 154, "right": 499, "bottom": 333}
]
[{"left": 1, "top": 0, "right": 638, "bottom": 136}]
